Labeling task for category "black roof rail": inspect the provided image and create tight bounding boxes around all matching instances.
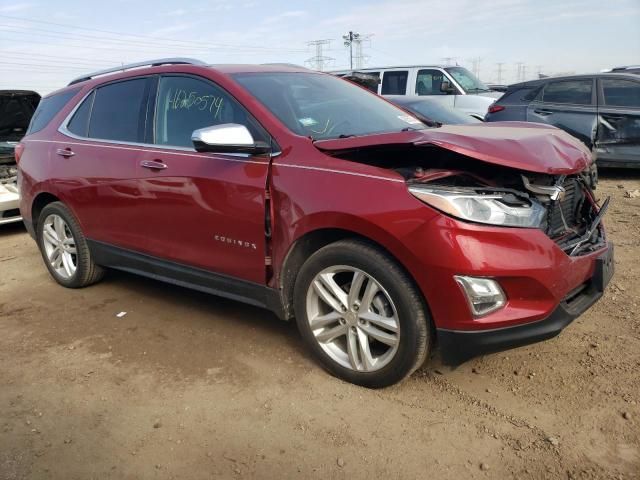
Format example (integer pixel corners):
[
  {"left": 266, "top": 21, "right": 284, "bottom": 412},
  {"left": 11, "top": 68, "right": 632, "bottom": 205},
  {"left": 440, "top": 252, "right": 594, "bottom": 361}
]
[{"left": 67, "top": 58, "right": 207, "bottom": 86}]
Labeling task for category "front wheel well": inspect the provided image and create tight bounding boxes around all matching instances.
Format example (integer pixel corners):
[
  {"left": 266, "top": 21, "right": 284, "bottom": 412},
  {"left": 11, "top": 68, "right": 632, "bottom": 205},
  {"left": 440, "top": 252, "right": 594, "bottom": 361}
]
[
  {"left": 31, "top": 192, "right": 60, "bottom": 229},
  {"left": 278, "top": 228, "right": 427, "bottom": 323}
]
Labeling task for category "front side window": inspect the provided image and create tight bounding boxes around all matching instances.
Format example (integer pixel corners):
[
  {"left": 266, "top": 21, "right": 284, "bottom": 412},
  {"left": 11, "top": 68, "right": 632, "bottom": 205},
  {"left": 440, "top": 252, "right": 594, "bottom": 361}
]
[
  {"left": 381, "top": 71, "right": 408, "bottom": 95},
  {"left": 542, "top": 80, "right": 593, "bottom": 105},
  {"left": 88, "top": 78, "right": 148, "bottom": 142},
  {"left": 234, "top": 72, "right": 426, "bottom": 140},
  {"left": 602, "top": 79, "right": 640, "bottom": 107},
  {"left": 154, "top": 75, "right": 263, "bottom": 148},
  {"left": 415, "top": 69, "right": 449, "bottom": 96}
]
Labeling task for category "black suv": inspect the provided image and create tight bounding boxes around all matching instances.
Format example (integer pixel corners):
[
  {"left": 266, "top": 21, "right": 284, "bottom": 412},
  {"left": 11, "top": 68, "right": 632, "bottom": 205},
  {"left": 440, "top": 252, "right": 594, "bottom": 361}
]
[{"left": 485, "top": 73, "right": 640, "bottom": 168}]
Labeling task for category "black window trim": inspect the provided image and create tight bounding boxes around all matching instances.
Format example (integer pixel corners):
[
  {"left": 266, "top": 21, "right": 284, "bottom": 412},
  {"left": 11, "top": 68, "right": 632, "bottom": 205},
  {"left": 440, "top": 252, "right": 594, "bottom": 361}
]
[
  {"left": 597, "top": 76, "right": 640, "bottom": 110},
  {"left": 539, "top": 78, "right": 596, "bottom": 106},
  {"left": 59, "top": 72, "right": 277, "bottom": 155}
]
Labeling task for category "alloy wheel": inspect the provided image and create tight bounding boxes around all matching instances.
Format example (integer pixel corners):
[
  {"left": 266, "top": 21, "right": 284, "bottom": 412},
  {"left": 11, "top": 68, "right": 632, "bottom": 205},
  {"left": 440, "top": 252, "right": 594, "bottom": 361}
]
[
  {"left": 306, "top": 266, "right": 400, "bottom": 372},
  {"left": 41, "top": 214, "right": 77, "bottom": 279}
]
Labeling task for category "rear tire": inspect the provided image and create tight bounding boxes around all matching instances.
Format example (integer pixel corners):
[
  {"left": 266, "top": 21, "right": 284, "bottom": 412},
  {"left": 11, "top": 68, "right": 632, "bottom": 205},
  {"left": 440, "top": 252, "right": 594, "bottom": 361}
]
[
  {"left": 36, "top": 202, "right": 104, "bottom": 288},
  {"left": 293, "top": 239, "right": 430, "bottom": 388}
]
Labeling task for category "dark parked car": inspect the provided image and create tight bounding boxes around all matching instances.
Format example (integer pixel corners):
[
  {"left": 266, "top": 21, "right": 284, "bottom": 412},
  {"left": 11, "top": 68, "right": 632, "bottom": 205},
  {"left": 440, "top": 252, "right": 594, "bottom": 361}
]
[
  {"left": 485, "top": 73, "right": 640, "bottom": 168},
  {"left": 385, "top": 95, "right": 482, "bottom": 126},
  {"left": 17, "top": 59, "right": 612, "bottom": 388},
  {"left": 1, "top": 90, "right": 40, "bottom": 225}
]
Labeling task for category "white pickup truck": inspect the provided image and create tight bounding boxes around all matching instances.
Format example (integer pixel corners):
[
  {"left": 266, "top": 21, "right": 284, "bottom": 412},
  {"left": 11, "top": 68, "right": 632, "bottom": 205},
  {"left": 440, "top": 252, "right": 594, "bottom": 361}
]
[{"left": 331, "top": 65, "right": 502, "bottom": 119}]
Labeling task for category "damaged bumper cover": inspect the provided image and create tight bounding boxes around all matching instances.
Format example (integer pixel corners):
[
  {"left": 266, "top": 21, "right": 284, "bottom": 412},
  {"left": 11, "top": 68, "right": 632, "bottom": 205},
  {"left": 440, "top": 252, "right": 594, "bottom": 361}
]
[{"left": 438, "top": 242, "right": 614, "bottom": 365}]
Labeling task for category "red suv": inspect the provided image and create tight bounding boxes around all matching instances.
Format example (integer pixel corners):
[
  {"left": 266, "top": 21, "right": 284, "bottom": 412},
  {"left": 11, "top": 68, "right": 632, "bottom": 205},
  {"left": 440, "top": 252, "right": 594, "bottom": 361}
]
[{"left": 17, "top": 59, "right": 613, "bottom": 387}]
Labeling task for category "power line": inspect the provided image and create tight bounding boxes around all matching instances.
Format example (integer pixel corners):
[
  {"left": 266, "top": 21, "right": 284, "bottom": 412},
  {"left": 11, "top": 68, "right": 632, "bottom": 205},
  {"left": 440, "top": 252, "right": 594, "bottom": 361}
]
[{"left": 0, "top": 14, "right": 307, "bottom": 53}]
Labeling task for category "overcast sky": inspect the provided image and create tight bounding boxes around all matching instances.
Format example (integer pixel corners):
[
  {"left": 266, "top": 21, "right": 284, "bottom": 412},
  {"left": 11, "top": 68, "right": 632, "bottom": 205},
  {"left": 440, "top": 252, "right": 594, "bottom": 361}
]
[{"left": 1, "top": 0, "right": 639, "bottom": 94}]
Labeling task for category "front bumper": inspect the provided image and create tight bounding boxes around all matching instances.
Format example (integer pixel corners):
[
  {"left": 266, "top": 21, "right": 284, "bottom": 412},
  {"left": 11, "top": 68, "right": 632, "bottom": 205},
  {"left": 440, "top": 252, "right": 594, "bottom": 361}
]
[{"left": 437, "top": 242, "right": 614, "bottom": 364}]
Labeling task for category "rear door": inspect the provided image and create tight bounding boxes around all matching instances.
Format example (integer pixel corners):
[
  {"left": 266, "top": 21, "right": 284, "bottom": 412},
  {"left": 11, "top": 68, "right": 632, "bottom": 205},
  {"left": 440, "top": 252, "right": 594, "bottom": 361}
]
[
  {"left": 133, "top": 74, "right": 271, "bottom": 283},
  {"left": 57, "top": 77, "right": 151, "bottom": 248},
  {"left": 595, "top": 77, "right": 640, "bottom": 165},
  {"left": 526, "top": 78, "right": 597, "bottom": 147}
]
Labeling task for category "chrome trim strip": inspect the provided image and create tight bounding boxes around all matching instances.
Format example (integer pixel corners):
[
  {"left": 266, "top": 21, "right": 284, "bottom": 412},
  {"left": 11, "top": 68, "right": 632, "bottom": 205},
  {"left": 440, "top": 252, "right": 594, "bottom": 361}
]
[
  {"left": 273, "top": 163, "right": 404, "bottom": 183},
  {"left": 26, "top": 139, "right": 268, "bottom": 165}
]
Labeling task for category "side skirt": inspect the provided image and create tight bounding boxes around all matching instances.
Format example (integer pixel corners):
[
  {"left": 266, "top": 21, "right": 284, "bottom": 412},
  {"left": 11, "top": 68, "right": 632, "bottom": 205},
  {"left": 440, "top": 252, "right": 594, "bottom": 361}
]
[{"left": 87, "top": 240, "right": 287, "bottom": 320}]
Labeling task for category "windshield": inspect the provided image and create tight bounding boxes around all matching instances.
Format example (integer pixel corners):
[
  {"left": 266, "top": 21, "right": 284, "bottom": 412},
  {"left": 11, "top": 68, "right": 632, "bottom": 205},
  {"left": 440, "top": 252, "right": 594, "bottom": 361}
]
[
  {"left": 233, "top": 72, "right": 426, "bottom": 140},
  {"left": 445, "top": 67, "right": 490, "bottom": 93},
  {"left": 403, "top": 99, "right": 480, "bottom": 125}
]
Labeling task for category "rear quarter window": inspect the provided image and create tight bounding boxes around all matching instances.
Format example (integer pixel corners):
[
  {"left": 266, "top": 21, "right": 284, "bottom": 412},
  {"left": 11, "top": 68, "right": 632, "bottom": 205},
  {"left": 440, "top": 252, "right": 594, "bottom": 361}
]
[
  {"left": 497, "top": 86, "right": 538, "bottom": 105},
  {"left": 27, "top": 88, "right": 80, "bottom": 135}
]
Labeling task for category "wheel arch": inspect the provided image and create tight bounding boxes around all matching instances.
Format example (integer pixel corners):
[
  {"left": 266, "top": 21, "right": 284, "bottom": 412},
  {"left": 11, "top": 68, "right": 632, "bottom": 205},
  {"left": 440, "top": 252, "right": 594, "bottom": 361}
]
[
  {"left": 31, "top": 192, "right": 61, "bottom": 230},
  {"left": 277, "top": 226, "right": 431, "bottom": 325}
]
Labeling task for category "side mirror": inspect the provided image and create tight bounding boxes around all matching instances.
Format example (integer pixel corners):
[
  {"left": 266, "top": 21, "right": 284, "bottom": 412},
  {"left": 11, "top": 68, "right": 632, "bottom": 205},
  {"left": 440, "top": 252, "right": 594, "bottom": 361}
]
[
  {"left": 440, "top": 81, "right": 455, "bottom": 94},
  {"left": 191, "top": 124, "right": 270, "bottom": 155}
]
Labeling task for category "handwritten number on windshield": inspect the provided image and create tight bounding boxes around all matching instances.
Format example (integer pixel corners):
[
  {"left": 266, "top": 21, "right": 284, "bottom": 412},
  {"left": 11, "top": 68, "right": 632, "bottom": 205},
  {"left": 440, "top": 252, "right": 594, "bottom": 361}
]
[{"left": 167, "top": 89, "right": 224, "bottom": 119}]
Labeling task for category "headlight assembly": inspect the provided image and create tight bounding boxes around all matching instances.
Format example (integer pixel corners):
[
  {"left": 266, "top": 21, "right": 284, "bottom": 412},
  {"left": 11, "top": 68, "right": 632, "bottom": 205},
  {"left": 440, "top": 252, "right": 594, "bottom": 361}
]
[{"left": 409, "top": 185, "right": 546, "bottom": 228}]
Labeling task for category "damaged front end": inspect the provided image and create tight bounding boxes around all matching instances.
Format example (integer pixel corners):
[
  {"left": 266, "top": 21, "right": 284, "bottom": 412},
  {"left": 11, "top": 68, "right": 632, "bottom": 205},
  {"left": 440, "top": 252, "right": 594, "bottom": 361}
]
[
  {"left": 403, "top": 166, "right": 607, "bottom": 257},
  {"left": 314, "top": 125, "right": 608, "bottom": 257}
]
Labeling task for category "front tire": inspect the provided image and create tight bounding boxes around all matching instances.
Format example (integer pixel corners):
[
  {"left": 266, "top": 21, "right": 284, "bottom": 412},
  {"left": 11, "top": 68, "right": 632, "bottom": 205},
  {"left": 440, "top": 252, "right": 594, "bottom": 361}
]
[
  {"left": 36, "top": 202, "right": 104, "bottom": 288},
  {"left": 293, "top": 239, "right": 430, "bottom": 388}
]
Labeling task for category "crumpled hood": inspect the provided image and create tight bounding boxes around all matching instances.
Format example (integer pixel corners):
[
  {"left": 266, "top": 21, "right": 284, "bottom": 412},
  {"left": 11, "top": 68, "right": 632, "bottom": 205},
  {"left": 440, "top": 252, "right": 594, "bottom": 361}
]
[{"left": 314, "top": 122, "right": 591, "bottom": 175}]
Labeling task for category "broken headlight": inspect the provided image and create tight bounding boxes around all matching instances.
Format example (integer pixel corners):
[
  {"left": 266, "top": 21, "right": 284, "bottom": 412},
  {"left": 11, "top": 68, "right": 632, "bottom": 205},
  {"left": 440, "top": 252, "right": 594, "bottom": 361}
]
[{"left": 408, "top": 186, "right": 546, "bottom": 228}]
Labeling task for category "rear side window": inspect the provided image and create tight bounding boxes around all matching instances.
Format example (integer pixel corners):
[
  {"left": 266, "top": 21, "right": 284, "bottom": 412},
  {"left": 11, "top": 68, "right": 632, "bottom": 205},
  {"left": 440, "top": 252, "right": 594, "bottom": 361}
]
[
  {"left": 381, "top": 71, "right": 408, "bottom": 95},
  {"left": 542, "top": 80, "right": 593, "bottom": 105},
  {"left": 602, "top": 79, "right": 640, "bottom": 107},
  {"left": 27, "top": 88, "right": 79, "bottom": 134},
  {"left": 67, "top": 91, "right": 94, "bottom": 137},
  {"left": 88, "top": 79, "right": 148, "bottom": 142}
]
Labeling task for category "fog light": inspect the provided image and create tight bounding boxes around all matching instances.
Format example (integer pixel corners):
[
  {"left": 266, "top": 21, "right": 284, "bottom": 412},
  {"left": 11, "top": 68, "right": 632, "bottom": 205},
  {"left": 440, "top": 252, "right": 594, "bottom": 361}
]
[{"left": 454, "top": 276, "right": 506, "bottom": 317}]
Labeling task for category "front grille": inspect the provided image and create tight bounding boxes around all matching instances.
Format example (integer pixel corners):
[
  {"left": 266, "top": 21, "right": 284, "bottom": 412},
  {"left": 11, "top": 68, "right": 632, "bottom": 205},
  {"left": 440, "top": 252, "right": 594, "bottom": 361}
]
[{"left": 547, "top": 178, "right": 585, "bottom": 238}]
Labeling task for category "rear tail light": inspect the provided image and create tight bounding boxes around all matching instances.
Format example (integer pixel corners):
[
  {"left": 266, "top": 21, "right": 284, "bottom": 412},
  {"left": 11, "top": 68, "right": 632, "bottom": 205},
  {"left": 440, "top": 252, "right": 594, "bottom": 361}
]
[
  {"left": 14, "top": 142, "right": 24, "bottom": 163},
  {"left": 488, "top": 104, "right": 505, "bottom": 114}
]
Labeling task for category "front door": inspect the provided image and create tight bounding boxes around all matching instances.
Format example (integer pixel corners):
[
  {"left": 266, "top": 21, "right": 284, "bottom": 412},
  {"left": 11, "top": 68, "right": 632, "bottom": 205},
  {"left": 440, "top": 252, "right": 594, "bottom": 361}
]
[
  {"left": 133, "top": 74, "right": 271, "bottom": 284},
  {"left": 526, "top": 78, "right": 597, "bottom": 147},
  {"left": 595, "top": 77, "right": 640, "bottom": 165}
]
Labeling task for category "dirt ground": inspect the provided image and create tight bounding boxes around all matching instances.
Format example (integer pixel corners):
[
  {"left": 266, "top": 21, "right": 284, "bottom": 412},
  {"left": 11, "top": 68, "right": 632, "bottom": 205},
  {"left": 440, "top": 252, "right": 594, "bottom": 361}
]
[{"left": 1, "top": 173, "right": 639, "bottom": 480}]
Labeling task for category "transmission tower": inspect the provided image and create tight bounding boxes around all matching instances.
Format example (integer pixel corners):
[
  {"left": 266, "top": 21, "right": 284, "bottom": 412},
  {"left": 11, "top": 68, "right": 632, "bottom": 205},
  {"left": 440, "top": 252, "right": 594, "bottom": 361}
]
[
  {"left": 495, "top": 62, "right": 505, "bottom": 84},
  {"left": 467, "top": 57, "right": 482, "bottom": 79},
  {"left": 515, "top": 62, "right": 524, "bottom": 82},
  {"left": 442, "top": 57, "right": 458, "bottom": 66},
  {"left": 305, "top": 39, "right": 334, "bottom": 71}
]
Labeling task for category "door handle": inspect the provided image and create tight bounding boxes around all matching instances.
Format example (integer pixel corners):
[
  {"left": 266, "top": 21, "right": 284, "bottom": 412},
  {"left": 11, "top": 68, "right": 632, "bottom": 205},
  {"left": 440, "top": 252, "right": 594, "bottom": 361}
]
[
  {"left": 602, "top": 114, "right": 624, "bottom": 121},
  {"left": 56, "top": 148, "right": 75, "bottom": 158},
  {"left": 534, "top": 109, "right": 553, "bottom": 116},
  {"left": 140, "top": 160, "right": 167, "bottom": 170}
]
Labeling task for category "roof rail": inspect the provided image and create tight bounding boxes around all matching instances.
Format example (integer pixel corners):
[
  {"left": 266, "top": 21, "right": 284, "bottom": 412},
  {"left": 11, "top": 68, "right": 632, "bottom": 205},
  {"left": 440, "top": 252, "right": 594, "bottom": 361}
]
[{"left": 67, "top": 58, "right": 207, "bottom": 86}]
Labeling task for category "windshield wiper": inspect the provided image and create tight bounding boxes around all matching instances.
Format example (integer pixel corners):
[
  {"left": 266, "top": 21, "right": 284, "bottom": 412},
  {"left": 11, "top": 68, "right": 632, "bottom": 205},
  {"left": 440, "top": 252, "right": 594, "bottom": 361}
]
[
  {"left": 466, "top": 88, "right": 490, "bottom": 93},
  {"left": 338, "top": 134, "right": 356, "bottom": 138}
]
